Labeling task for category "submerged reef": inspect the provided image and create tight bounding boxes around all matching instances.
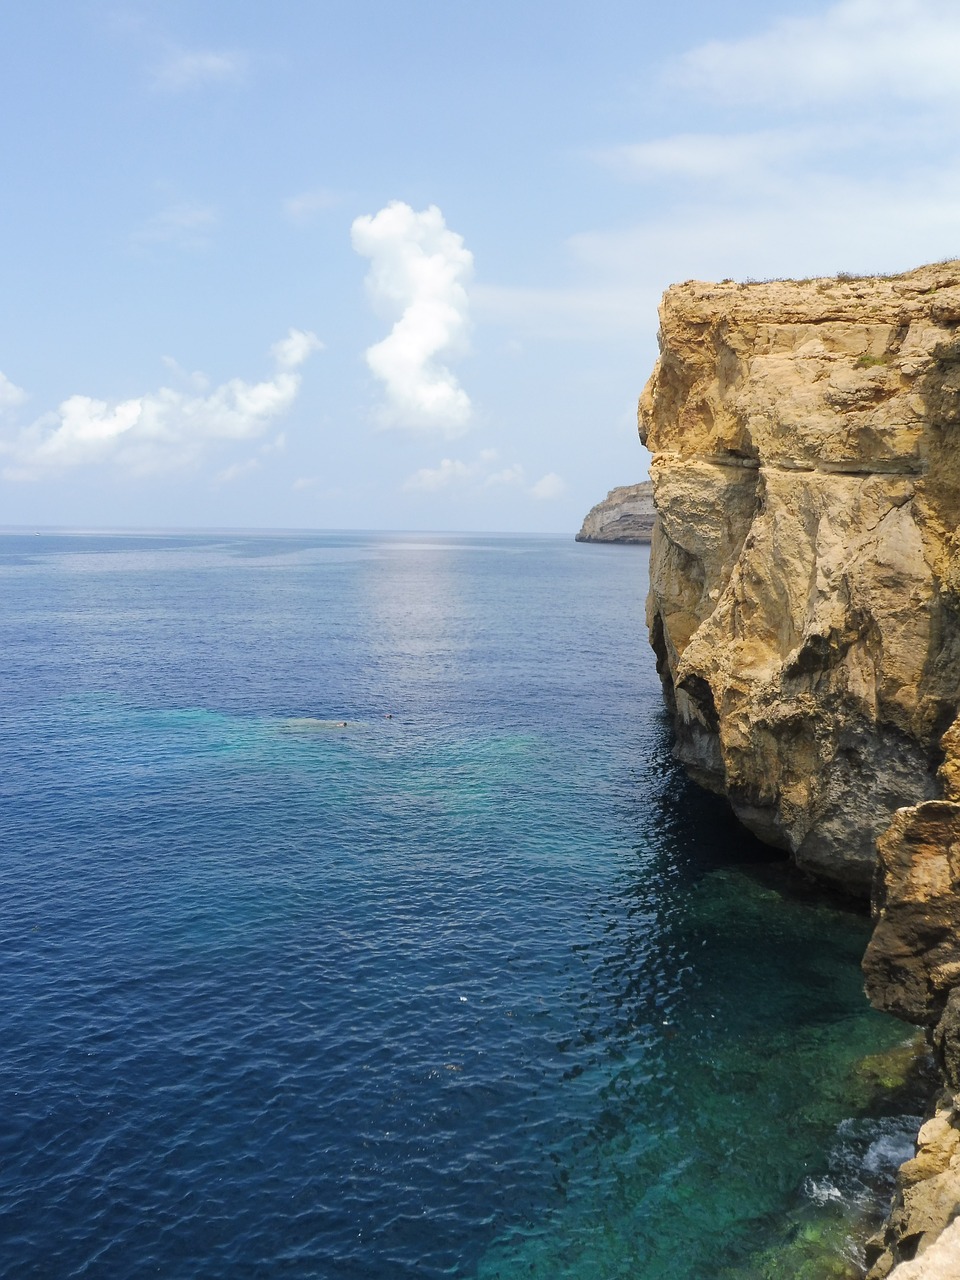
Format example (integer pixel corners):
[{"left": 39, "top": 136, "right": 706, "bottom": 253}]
[{"left": 641, "top": 262, "right": 960, "bottom": 1277}]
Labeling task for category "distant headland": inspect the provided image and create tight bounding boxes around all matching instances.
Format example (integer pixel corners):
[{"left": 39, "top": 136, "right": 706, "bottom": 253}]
[{"left": 575, "top": 482, "right": 654, "bottom": 543}]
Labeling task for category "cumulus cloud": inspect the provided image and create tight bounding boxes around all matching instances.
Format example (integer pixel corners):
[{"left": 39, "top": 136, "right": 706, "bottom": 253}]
[
  {"left": 0, "top": 328, "right": 321, "bottom": 480},
  {"left": 272, "top": 330, "right": 323, "bottom": 369},
  {"left": 153, "top": 48, "right": 248, "bottom": 92},
  {"left": 351, "top": 201, "right": 473, "bottom": 434},
  {"left": 673, "top": 0, "right": 960, "bottom": 107},
  {"left": 0, "top": 373, "right": 26, "bottom": 412}
]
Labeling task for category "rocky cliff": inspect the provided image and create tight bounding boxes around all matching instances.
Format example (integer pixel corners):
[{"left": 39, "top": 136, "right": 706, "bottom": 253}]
[
  {"left": 576, "top": 482, "right": 655, "bottom": 543},
  {"left": 641, "top": 261, "right": 960, "bottom": 1276}
]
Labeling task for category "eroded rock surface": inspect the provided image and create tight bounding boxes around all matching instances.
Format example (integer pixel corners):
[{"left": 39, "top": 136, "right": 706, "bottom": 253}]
[
  {"left": 643, "top": 262, "right": 960, "bottom": 1276},
  {"left": 865, "top": 1093, "right": 960, "bottom": 1278},
  {"left": 642, "top": 262, "right": 960, "bottom": 895},
  {"left": 575, "top": 482, "right": 655, "bottom": 543}
]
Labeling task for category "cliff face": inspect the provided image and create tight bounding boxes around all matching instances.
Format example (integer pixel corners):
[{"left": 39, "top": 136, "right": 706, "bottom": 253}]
[
  {"left": 642, "top": 263, "right": 960, "bottom": 895},
  {"left": 642, "top": 261, "right": 960, "bottom": 1277},
  {"left": 576, "top": 482, "right": 655, "bottom": 543}
]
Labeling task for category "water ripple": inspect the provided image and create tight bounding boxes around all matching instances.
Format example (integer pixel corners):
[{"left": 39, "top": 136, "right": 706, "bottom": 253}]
[{"left": 0, "top": 533, "right": 909, "bottom": 1279}]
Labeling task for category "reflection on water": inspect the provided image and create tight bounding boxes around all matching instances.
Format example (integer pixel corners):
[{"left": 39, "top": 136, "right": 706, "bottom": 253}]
[{"left": 0, "top": 532, "right": 912, "bottom": 1280}]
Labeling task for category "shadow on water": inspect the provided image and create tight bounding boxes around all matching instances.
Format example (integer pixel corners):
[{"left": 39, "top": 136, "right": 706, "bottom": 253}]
[
  {"left": 478, "top": 716, "right": 923, "bottom": 1280},
  {"left": 643, "top": 710, "right": 873, "bottom": 915}
]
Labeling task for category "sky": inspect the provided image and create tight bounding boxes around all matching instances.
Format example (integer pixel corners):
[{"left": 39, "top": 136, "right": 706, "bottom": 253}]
[{"left": 2, "top": 0, "right": 959, "bottom": 532}]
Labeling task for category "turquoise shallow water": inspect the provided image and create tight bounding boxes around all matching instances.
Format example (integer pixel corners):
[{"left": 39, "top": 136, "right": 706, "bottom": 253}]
[{"left": 0, "top": 531, "right": 915, "bottom": 1278}]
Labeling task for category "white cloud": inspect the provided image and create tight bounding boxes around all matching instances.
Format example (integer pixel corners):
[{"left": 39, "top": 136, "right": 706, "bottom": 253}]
[
  {"left": 404, "top": 450, "right": 523, "bottom": 492},
  {"left": 569, "top": 164, "right": 960, "bottom": 285},
  {"left": 530, "top": 472, "right": 567, "bottom": 501},
  {"left": 674, "top": 0, "right": 960, "bottom": 108},
  {"left": 132, "top": 203, "right": 219, "bottom": 251},
  {"left": 473, "top": 283, "right": 653, "bottom": 341},
  {"left": 272, "top": 330, "right": 324, "bottom": 369},
  {"left": 214, "top": 458, "right": 261, "bottom": 486},
  {"left": 579, "top": 2, "right": 960, "bottom": 293},
  {"left": 351, "top": 201, "right": 473, "bottom": 434},
  {"left": 292, "top": 475, "right": 320, "bottom": 491},
  {"left": 0, "top": 373, "right": 26, "bottom": 412},
  {"left": 283, "top": 190, "right": 341, "bottom": 223},
  {"left": 484, "top": 463, "right": 525, "bottom": 488},
  {"left": 403, "top": 451, "right": 563, "bottom": 501},
  {"left": 593, "top": 130, "right": 825, "bottom": 182},
  {"left": 0, "top": 328, "right": 320, "bottom": 479},
  {"left": 160, "top": 356, "right": 210, "bottom": 391},
  {"left": 153, "top": 48, "right": 248, "bottom": 92},
  {"left": 404, "top": 457, "right": 471, "bottom": 491}
]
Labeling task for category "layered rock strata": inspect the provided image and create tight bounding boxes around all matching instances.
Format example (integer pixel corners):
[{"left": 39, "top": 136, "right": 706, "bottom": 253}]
[
  {"left": 642, "top": 262, "right": 960, "bottom": 896},
  {"left": 575, "top": 481, "right": 655, "bottom": 543},
  {"left": 642, "top": 262, "right": 960, "bottom": 1276}
]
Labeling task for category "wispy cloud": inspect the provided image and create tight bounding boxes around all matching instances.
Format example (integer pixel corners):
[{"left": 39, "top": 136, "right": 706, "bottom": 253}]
[
  {"left": 131, "top": 203, "right": 219, "bottom": 251},
  {"left": 283, "top": 189, "right": 342, "bottom": 224},
  {"left": 593, "top": 129, "right": 828, "bottom": 183},
  {"left": 0, "top": 329, "right": 322, "bottom": 480},
  {"left": 213, "top": 457, "right": 261, "bottom": 486},
  {"left": 530, "top": 472, "right": 567, "bottom": 501},
  {"left": 153, "top": 48, "right": 248, "bottom": 92},
  {"left": 577, "top": 0, "right": 960, "bottom": 288},
  {"left": 473, "top": 283, "right": 653, "bottom": 341},
  {"left": 672, "top": 0, "right": 960, "bottom": 108},
  {"left": 576, "top": 151, "right": 960, "bottom": 285},
  {"left": 403, "top": 450, "right": 564, "bottom": 500},
  {"left": 352, "top": 202, "right": 473, "bottom": 434}
]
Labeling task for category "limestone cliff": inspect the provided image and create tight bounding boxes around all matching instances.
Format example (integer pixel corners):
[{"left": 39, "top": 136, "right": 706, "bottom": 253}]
[
  {"left": 641, "top": 261, "right": 960, "bottom": 1277},
  {"left": 642, "top": 262, "right": 960, "bottom": 896},
  {"left": 576, "top": 482, "right": 655, "bottom": 543}
]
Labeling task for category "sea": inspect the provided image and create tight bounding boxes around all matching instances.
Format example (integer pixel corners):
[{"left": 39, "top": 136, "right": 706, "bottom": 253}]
[{"left": 0, "top": 530, "right": 924, "bottom": 1279}]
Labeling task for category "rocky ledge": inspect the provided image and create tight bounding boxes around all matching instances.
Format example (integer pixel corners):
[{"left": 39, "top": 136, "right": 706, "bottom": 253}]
[
  {"left": 576, "top": 481, "right": 655, "bottom": 543},
  {"left": 641, "top": 262, "right": 960, "bottom": 1276}
]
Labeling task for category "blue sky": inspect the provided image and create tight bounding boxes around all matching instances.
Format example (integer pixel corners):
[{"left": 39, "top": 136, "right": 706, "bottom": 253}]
[{"left": 2, "top": 0, "right": 959, "bottom": 531}]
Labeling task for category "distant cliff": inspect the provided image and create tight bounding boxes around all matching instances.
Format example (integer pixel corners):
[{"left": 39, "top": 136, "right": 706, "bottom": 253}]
[
  {"left": 641, "top": 262, "right": 960, "bottom": 1278},
  {"left": 575, "top": 482, "right": 654, "bottom": 543}
]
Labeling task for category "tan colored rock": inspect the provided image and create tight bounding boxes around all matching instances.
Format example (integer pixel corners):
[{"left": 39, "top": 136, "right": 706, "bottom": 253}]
[
  {"left": 884, "top": 1217, "right": 960, "bottom": 1280},
  {"left": 575, "top": 482, "right": 655, "bottom": 543},
  {"left": 643, "top": 263, "right": 960, "bottom": 893},
  {"left": 864, "top": 802, "right": 960, "bottom": 1024},
  {"left": 866, "top": 1095, "right": 960, "bottom": 1277}
]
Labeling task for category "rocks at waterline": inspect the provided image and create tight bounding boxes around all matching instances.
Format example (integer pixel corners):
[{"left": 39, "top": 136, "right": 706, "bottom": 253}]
[{"left": 640, "top": 261, "right": 960, "bottom": 1277}]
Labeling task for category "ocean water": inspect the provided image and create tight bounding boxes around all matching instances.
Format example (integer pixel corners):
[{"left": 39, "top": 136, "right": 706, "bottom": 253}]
[{"left": 0, "top": 530, "right": 917, "bottom": 1279}]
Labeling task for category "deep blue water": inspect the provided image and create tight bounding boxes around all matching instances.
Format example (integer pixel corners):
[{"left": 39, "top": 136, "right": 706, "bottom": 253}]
[{"left": 0, "top": 531, "right": 915, "bottom": 1279}]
